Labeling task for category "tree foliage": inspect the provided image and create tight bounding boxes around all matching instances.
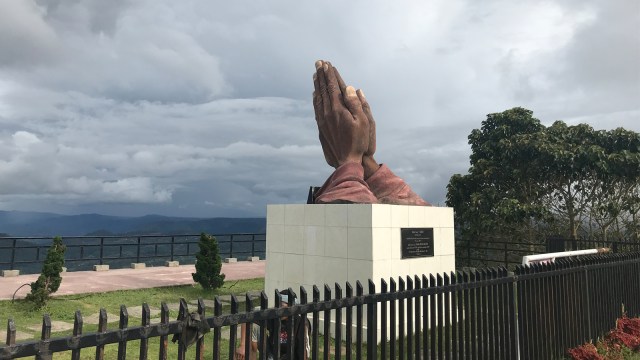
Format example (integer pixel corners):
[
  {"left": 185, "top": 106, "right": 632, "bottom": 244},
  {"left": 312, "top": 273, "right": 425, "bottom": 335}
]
[
  {"left": 447, "top": 107, "right": 640, "bottom": 244},
  {"left": 192, "top": 233, "right": 225, "bottom": 290},
  {"left": 26, "top": 236, "right": 66, "bottom": 308}
]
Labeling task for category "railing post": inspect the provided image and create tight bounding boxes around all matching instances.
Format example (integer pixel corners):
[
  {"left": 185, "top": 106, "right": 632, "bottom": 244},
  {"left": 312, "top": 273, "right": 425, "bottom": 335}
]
[
  {"left": 252, "top": 234, "right": 256, "bottom": 257},
  {"left": 229, "top": 235, "right": 234, "bottom": 259},
  {"left": 504, "top": 241, "right": 508, "bottom": 267},
  {"left": 170, "top": 236, "right": 175, "bottom": 261},
  {"left": 136, "top": 237, "right": 141, "bottom": 264},
  {"left": 10, "top": 238, "right": 16, "bottom": 270},
  {"left": 99, "top": 238, "right": 104, "bottom": 265}
]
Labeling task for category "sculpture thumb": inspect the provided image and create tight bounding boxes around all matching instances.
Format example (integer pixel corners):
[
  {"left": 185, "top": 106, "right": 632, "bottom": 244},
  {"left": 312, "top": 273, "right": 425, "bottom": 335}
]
[{"left": 343, "top": 86, "right": 366, "bottom": 118}]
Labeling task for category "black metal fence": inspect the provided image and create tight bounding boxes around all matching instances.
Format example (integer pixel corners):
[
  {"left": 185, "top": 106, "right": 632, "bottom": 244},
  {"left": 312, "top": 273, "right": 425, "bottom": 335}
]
[
  {"left": 0, "top": 234, "right": 266, "bottom": 274},
  {"left": 456, "top": 236, "right": 640, "bottom": 269},
  {"left": 2, "top": 252, "right": 639, "bottom": 359}
]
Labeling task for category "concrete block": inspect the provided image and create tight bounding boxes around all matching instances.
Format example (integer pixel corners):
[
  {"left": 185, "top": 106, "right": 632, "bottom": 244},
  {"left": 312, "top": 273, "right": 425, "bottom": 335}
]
[
  {"left": 224, "top": 258, "right": 238, "bottom": 263},
  {"left": 93, "top": 265, "right": 109, "bottom": 272},
  {"left": 165, "top": 261, "right": 179, "bottom": 267},
  {"left": 1, "top": 270, "right": 19, "bottom": 277},
  {"left": 61, "top": 267, "right": 67, "bottom": 273},
  {"left": 247, "top": 256, "right": 260, "bottom": 261},
  {"left": 130, "top": 263, "right": 146, "bottom": 269}
]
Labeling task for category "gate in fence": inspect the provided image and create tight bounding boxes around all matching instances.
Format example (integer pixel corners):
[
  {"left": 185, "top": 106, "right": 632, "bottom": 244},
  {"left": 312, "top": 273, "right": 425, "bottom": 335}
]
[{"left": 2, "top": 252, "right": 639, "bottom": 359}]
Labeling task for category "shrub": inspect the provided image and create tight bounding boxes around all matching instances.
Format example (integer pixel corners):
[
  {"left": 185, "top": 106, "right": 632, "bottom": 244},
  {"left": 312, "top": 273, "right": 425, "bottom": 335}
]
[
  {"left": 192, "top": 233, "right": 225, "bottom": 290},
  {"left": 26, "top": 236, "right": 66, "bottom": 308}
]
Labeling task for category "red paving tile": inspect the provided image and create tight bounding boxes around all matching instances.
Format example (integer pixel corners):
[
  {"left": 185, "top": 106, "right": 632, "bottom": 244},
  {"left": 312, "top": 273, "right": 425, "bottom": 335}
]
[{"left": 0, "top": 261, "right": 265, "bottom": 300}]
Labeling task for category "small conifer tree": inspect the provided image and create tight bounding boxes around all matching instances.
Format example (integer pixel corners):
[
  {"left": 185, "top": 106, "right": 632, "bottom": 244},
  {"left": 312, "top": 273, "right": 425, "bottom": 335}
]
[
  {"left": 192, "top": 233, "right": 225, "bottom": 290},
  {"left": 26, "top": 236, "right": 66, "bottom": 308}
]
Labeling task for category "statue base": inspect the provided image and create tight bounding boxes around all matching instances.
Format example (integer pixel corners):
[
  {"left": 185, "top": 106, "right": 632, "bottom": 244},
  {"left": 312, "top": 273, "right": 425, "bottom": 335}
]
[{"left": 264, "top": 204, "right": 455, "bottom": 340}]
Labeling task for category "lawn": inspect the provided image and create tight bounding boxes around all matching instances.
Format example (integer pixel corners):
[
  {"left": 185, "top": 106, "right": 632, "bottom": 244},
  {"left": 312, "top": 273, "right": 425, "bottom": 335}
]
[{"left": 0, "top": 278, "right": 264, "bottom": 359}]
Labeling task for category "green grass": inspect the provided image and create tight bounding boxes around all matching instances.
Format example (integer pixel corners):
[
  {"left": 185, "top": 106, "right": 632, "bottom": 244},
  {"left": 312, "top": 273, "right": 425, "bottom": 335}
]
[{"left": 0, "top": 278, "right": 264, "bottom": 359}]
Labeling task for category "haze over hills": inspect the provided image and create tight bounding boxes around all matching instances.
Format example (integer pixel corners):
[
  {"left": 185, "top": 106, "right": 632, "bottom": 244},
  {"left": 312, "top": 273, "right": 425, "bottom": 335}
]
[{"left": 0, "top": 210, "right": 266, "bottom": 237}]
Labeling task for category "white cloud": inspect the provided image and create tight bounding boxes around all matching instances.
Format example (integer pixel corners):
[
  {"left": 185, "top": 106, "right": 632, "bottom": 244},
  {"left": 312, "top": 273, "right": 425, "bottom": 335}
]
[{"left": 0, "top": 0, "right": 637, "bottom": 217}]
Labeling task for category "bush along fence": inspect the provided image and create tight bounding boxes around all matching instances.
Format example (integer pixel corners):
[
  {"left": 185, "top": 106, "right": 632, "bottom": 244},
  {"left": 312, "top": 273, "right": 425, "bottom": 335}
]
[
  {"left": 1, "top": 252, "right": 639, "bottom": 359},
  {"left": 0, "top": 234, "right": 266, "bottom": 274}
]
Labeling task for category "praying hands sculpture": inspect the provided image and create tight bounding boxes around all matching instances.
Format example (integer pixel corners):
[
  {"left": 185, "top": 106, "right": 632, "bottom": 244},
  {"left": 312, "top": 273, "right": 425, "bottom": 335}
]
[{"left": 311, "top": 60, "right": 430, "bottom": 206}]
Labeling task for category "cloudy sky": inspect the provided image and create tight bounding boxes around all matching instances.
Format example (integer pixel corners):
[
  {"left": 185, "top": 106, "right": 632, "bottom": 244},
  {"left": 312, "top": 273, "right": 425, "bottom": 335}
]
[{"left": 0, "top": 0, "right": 638, "bottom": 218}]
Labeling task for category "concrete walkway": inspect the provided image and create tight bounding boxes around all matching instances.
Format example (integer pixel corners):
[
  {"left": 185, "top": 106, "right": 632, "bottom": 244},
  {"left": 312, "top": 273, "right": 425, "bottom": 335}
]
[{"left": 0, "top": 261, "right": 265, "bottom": 300}]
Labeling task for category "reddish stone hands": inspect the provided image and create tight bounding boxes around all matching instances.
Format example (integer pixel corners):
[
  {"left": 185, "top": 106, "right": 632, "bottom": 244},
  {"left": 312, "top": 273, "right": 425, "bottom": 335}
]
[{"left": 312, "top": 60, "right": 430, "bottom": 206}]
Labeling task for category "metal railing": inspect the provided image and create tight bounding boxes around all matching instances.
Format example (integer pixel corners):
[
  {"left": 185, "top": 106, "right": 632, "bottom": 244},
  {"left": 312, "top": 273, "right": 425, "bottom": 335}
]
[
  {"left": 0, "top": 234, "right": 266, "bottom": 274},
  {"left": 456, "top": 236, "right": 640, "bottom": 269},
  {"left": 2, "top": 252, "right": 639, "bottom": 359}
]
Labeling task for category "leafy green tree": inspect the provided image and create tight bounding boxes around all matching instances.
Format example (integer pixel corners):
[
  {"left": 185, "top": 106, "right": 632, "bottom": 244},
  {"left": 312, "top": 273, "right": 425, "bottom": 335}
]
[
  {"left": 26, "top": 236, "right": 66, "bottom": 308},
  {"left": 447, "top": 107, "right": 548, "bottom": 243},
  {"left": 192, "top": 233, "right": 225, "bottom": 290},
  {"left": 447, "top": 107, "right": 640, "bottom": 256}
]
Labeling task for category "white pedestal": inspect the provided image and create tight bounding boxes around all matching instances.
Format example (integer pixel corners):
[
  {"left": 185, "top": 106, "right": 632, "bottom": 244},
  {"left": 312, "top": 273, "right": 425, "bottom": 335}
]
[{"left": 264, "top": 204, "right": 455, "bottom": 341}]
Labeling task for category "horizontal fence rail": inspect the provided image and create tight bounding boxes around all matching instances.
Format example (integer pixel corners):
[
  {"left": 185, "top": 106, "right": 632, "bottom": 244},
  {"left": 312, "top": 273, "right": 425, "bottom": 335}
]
[
  {"left": 0, "top": 234, "right": 266, "bottom": 274},
  {"left": 457, "top": 236, "right": 640, "bottom": 269},
  {"left": 2, "top": 252, "right": 639, "bottom": 359}
]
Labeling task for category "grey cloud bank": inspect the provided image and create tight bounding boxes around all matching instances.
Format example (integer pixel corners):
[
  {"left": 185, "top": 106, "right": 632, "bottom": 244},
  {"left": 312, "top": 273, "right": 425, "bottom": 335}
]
[{"left": 0, "top": 0, "right": 638, "bottom": 217}]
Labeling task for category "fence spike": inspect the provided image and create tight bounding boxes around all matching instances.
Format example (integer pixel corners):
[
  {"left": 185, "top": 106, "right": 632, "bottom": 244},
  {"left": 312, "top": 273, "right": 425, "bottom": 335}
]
[
  {"left": 212, "top": 297, "right": 222, "bottom": 360},
  {"left": 415, "top": 274, "right": 421, "bottom": 289},
  {"left": 6, "top": 318, "right": 16, "bottom": 346},
  {"left": 179, "top": 298, "right": 189, "bottom": 317},
  {"left": 118, "top": 305, "right": 129, "bottom": 360},
  {"left": 41, "top": 313, "right": 52, "bottom": 340},
  {"left": 335, "top": 282, "right": 342, "bottom": 298},
  {"left": 407, "top": 275, "right": 413, "bottom": 290},
  {"left": 230, "top": 294, "right": 239, "bottom": 313},
  {"left": 356, "top": 280, "right": 363, "bottom": 295},
  {"left": 159, "top": 302, "right": 169, "bottom": 360},
  {"left": 259, "top": 291, "right": 268, "bottom": 308},
  {"left": 141, "top": 303, "right": 150, "bottom": 326},
  {"left": 139, "top": 303, "right": 150, "bottom": 360},
  {"left": 287, "top": 287, "right": 295, "bottom": 306},
  {"left": 300, "top": 285, "right": 307, "bottom": 304},
  {"left": 399, "top": 276, "right": 405, "bottom": 291},
  {"left": 119, "top": 305, "right": 129, "bottom": 329},
  {"left": 244, "top": 293, "right": 252, "bottom": 312},
  {"left": 72, "top": 311, "right": 83, "bottom": 336},
  {"left": 422, "top": 274, "right": 429, "bottom": 288},
  {"left": 313, "top": 285, "right": 320, "bottom": 302},
  {"left": 273, "top": 289, "right": 282, "bottom": 307},
  {"left": 324, "top": 283, "right": 332, "bottom": 300}
]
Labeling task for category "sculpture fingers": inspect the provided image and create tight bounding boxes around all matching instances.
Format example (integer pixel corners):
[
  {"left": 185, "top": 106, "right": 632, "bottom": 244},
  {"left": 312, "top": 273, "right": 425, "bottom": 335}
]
[
  {"left": 315, "top": 61, "right": 334, "bottom": 128},
  {"left": 357, "top": 89, "right": 376, "bottom": 156},
  {"left": 332, "top": 64, "right": 348, "bottom": 95},
  {"left": 323, "top": 63, "right": 345, "bottom": 114}
]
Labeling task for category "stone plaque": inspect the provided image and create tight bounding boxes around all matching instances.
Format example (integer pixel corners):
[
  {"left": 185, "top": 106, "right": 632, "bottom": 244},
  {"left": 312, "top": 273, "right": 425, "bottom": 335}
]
[{"left": 401, "top": 228, "right": 434, "bottom": 259}]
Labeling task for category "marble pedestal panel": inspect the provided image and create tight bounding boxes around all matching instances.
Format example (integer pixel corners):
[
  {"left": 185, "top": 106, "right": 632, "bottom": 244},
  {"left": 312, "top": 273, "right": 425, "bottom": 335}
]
[{"left": 264, "top": 204, "right": 455, "bottom": 340}]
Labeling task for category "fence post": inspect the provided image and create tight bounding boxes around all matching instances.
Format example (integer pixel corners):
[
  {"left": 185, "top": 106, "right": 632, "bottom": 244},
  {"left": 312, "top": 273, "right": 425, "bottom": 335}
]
[
  {"left": 367, "top": 279, "right": 377, "bottom": 360},
  {"left": 583, "top": 266, "right": 593, "bottom": 340},
  {"left": 230, "top": 235, "right": 234, "bottom": 259}
]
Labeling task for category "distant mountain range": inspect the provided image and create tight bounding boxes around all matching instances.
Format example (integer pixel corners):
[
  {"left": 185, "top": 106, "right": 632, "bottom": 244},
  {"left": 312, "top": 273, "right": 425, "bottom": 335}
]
[{"left": 0, "top": 210, "right": 266, "bottom": 237}]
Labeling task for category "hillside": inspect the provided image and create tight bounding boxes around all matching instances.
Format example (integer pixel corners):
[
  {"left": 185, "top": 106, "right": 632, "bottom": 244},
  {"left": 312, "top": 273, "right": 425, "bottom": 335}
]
[{"left": 0, "top": 211, "right": 266, "bottom": 236}]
